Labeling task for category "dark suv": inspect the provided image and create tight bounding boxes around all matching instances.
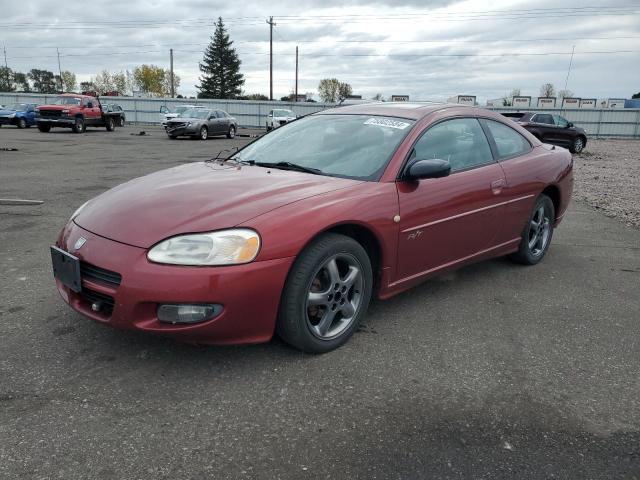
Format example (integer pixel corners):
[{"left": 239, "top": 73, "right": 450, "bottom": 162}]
[{"left": 502, "top": 112, "right": 587, "bottom": 153}]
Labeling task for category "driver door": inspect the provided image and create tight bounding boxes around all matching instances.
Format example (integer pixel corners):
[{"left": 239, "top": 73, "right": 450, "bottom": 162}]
[{"left": 395, "top": 117, "right": 507, "bottom": 282}]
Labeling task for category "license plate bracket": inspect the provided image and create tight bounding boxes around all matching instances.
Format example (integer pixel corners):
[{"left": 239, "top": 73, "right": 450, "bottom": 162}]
[{"left": 50, "top": 246, "right": 82, "bottom": 293}]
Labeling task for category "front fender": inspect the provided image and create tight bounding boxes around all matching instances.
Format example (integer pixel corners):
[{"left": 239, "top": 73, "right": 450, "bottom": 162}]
[{"left": 241, "top": 182, "right": 400, "bottom": 275}]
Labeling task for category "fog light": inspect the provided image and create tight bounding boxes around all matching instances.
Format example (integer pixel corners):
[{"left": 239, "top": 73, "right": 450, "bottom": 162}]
[{"left": 157, "top": 304, "right": 223, "bottom": 324}]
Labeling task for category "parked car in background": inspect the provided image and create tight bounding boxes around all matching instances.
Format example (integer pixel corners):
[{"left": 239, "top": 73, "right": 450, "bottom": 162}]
[
  {"left": 0, "top": 103, "right": 38, "bottom": 128},
  {"left": 104, "top": 104, "right": 126, "bottom": 127},
  {"left": 159, "top": 104, "right": 206, "bottom": 126},
  {"left": 266, "top": 109, "right": 296, "bottom": 131},
  {"left": 36, "top": 94, "right": 120, "bottom": 133},
  {"left": 52, "top": 103, "right": 572, "bottom": 353},
  {"left": 165, "top": 108, "right": 238, "bottom": 140},
  {"left": 502, "top": 112, "right": 587, "bottom": 153}
]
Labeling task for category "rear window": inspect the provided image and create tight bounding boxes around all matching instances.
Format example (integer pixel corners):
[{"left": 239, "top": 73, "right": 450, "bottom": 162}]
[
  {"left": 501, "top": 112, "right": 526, "bottom": 120},
  {"left": 483, "top": 119, "right": 531, "bottom": 160}
]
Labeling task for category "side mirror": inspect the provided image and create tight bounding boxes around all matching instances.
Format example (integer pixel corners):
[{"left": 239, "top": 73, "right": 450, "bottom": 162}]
[
  {"left": 268, "top": 113, "right": 273, "bottom": 117},
  {"left": 208, "top": 115, "right": 215, "bottom": 120},
  {"left": 405, "top": 159, "right": 451, "bottom": 181},
  {"left": 567, "top": 122, "right": 574, "bottom": 128}
]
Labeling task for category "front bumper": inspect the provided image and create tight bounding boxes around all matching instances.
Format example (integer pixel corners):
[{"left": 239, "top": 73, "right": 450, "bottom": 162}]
[
  {"left": 37, "top": 117, "right": 75, "bottom": 127},
  {"left": 54, "top": 222, "right": 294, "bottom": 345},
  {"left": 166, "top": 124, "right": 198, "bottom": 136},
  {"left": 0, "top": 116, "right": 16, "bottom": 125}
]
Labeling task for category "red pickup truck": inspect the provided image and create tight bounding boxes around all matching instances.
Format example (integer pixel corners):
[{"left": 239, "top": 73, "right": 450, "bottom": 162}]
[{"left": 36, "top": 94, "right": 121, "bottom": 133}]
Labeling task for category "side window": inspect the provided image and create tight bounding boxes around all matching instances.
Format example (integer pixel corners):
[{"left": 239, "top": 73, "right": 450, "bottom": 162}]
[
  {"left": 214, "top": 110, "right": 223, "bottom": 118},
  {"left": 553, "top": 115, "right": 569, "bottom": 128},
  {"left": 483, "top": 120, "right": 531, "bottom": 160},
  {"left": 533, "top": 114, "right": 553, "bottom": 125},
  {"left": 412, "top": 118, "right": 494, "bottom": 172},
  {"left": 86, "top": 99, "right": 94, "bottom": 108}
]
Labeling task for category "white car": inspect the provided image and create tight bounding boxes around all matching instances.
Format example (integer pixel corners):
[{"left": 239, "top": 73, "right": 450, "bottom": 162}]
[
  {"left": 159, "top": 105, "right": 206, "bottom": 127},
  {"left": 266, "top": 109, "right": 296, "bottom": 131}
]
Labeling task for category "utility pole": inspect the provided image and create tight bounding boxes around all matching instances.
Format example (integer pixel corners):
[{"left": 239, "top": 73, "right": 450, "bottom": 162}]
[
  {"left": 56, "top": 48, "right": 63, "bottom": 92},
  {"left": 169, "top": 48, "right": 175, "bottom": 98},
  {"left": 3, "top": 43, "right": 9, "bottom": 91},
  {"left": 266, "top": 16, "right": 276, "bottom": 100},
  {"left": 295, "top": 46, "right": 298, "bottom": 102},
  {"left": 563, "top": 44, "right": 575, "bottom": 94}
]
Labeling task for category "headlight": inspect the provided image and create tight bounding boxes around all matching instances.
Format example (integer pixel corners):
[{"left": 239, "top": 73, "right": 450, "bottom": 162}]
[
  {"left": 62, "top": 109, "right": 69, "bottom": 114},
  {"left": 147, "top": 229, "right": 260, "bottom": 266},
  {"left": 8, "top": 113, "right": 15, "bottom": 118}
]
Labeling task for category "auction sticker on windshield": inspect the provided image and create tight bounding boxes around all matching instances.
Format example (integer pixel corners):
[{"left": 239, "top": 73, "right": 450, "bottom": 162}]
[{"left": 364, "top": 118, "right": 411, "bottom": 129}]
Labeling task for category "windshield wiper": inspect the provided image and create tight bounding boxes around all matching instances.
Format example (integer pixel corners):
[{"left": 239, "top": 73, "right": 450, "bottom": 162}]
[{"left": 254, "top": 161, "right": 323, "bottom": 175}]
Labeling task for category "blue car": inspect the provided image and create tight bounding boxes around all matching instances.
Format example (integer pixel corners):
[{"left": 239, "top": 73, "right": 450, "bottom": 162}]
[{"left": 0, "top": 103, "right": 38, "bottom": 128}]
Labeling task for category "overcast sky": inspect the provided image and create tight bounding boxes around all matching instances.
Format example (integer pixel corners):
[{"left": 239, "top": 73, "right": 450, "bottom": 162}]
[{"left": 2, "top": 0, "right": 639, "bottom": 102}]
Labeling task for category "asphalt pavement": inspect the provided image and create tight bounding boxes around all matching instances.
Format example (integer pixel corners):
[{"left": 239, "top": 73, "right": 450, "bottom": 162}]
[{"left": 1, "top": 125, "right": 639, "bottom": 479}]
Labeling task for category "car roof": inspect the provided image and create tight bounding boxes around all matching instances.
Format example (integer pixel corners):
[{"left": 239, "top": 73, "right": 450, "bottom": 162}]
[{"left": 316, "top": 102, "right": 469, "bottom": 120}]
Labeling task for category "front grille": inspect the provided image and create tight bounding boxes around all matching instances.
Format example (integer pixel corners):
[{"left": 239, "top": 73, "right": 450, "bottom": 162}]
[
  {"left": 79, "top": 288, "right": 115, "bottom": 315},
  {"left": 39, "top": 110, "right": 62, "bottom": 118},
  {"left": 80, "top": 262, "right": 122, "bottom": 287},
  {"left": 168, "top": 122, "right": 187, "bottom": 128},
  {"left": 279, "top": 120, "right": 287, "bottom": 125}
]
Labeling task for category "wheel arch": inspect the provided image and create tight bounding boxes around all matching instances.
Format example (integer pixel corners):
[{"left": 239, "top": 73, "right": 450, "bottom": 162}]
[
  {"left": 316, "top": 222, "right": 384, "bottom": 292},
  {"left": 541, "top": 184, "right": 561, "bottom": 220}
]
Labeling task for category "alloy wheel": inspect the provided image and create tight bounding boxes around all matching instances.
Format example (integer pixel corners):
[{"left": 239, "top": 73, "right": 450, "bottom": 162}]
[
  {"left": 528, "top": 205, "right": 551, "bottom": 256},
  {"left": 305, "top": 253, "right": 364, "bottom": 340},
  {"left": 574, "top": 138, "right": 583, "bottom": 153}
]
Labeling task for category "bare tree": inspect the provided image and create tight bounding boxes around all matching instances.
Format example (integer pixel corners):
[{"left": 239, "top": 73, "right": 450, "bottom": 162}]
[
  {"left": 539, "top": 83, "right": 555, "bottom": 98},
  {"left": 557, "top": 89, "right": 574, "bottom": 100}
]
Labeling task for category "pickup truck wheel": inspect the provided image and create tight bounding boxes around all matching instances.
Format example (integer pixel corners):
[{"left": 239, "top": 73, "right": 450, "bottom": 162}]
[
  {"left": 105, "top": 117, "right": 115, "bottom": 132},
  {"left": 227, "top": 125, "right": 236, "bottom": 139},
  {"left": 17, "top": 118, "right": 27, "bottom": 129},
  {"left": 73, "top": 117, "right": 85, "bottom": 134},
  {"left": 199, "top": 126, "right": 208, "bottom": 140},
  {"left": 38, "top": 125, "right": 51, "bottom": 133}
]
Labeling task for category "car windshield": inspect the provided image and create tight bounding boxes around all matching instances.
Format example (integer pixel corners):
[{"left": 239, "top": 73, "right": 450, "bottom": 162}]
[
  {"left": 175, "top": 106, "right": 190, "bottom": 114},
  {"left": 53, "top": 97, "right": 82, "bottom": 105},
  {"left": 6, "top": 103, "right": 28, "bottom": 111},
  {"left": 273, "top": 109, "right": 294, "bottom": 117},
  {"left": 233, "top": 114, "right": 415, "bottom": 180},
  {"left": 180, "top": 109, "right": 209, "bottom": 119}
]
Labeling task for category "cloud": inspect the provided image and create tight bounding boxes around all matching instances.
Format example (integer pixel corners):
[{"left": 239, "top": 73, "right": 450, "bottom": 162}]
[{"left": 2, "top": 0, "right": 639, "bottom": 102}]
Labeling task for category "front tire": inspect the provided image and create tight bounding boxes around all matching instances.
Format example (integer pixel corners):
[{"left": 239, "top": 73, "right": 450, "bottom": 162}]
[
  {"left": 227, "top": 125, "right": 236, "bottom": 139},
  {"left": 277, "top": 233, "right": 373, "bottom": 353},
  {"left": 105, "top": 117, "right": 115, "bottom": 131},
  {"left": 38, "top": 125, "right": 51, "bottom": 133},
  {"left": 119, "top": 116, "right": 125, "bottom": 127},
  {"left": 73, "top": 117, "right": 85, "bottom": 134},
  {"left": 199, "top": 126, "right": 208, "bottom": 140},
  {"left": 17, "top": 118, "right": 27, "bottom": 129},
  {"left": 509, "top": 194, "right": 555, "bottom": 265}
]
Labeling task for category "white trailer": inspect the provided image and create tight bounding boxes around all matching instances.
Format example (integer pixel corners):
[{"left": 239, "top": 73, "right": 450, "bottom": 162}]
[
  {"left": 537, "top": 97, "right": 556, "bottom": 108},
  {"left": 580, "top": 98, "right": 597, "bottom": 109},
  {"left": 447, "top": 95, "right": 476, "bottom": 106},
  {"left": 607, "top": 98, "right": 625, "bottom": 109},
  {"left": 561, "top": 98, "right": 580, "bottom": 108},
  {"left": 512, "top": 96, "right": 531, "bottom": 108}
]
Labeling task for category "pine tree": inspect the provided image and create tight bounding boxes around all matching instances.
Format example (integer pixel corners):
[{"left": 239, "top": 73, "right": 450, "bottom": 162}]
[{"left": 197, "top": 18, "right": 244, "bottom": 99}]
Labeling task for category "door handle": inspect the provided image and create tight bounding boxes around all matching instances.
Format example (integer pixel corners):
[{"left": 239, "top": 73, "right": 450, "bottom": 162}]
[{"left": 490, "top": 179, "right": 505, "bottom": 195}]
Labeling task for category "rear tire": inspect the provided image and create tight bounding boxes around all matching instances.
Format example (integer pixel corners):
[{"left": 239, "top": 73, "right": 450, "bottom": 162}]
[
  {"left": 38, "top": 125, "right": 51, "bottom": 133},
  {"left": 569, "top": 136, "right": 585, "bottom": 154},
  {"left": 276, "top": 233, "right": 373, "bottom": 353},
  {"left": 509, "top": 194, "right": 555, "bottom": 265},
  {"left": 17, "top": 118, "right": 27, "bottom": 129},
  {"left": 119, "top": 116, "right": 125, "bottom": 127},
  {"left": 73, "top": 117, "right": 85, "bottom": 134},
  {"left": 227, "top": 125, "right": 236, "bottom": 139},
  {"left": 105, "top": 117, "right": 115, "bottom": 131}
]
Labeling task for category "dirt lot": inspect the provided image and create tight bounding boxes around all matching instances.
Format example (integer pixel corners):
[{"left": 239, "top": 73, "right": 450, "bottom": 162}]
[
  {"left": 574, "top": 139, "right": 640, "bottom": 228},
  {"left": 1, "top": 126, "right": 639, "bottom": 479}
]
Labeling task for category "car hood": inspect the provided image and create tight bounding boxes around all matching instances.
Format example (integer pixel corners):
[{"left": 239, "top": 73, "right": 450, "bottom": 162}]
[
  {"left": 0, "top": 109, "right": 18, "bottom": 115},
  {"left": 74, "top": 162, "right": 361, "bottom": 248},
  {"left": 37, "top": 105, "right": 69, "bottom": 111},
  {"left": 167, "top": 116, "right": 203, "bottom": 123}
]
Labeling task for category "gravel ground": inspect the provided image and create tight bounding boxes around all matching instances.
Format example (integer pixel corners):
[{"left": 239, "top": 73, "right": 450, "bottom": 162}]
[{"left": 574, "top": 139, "right": 640, "bottom": 228}]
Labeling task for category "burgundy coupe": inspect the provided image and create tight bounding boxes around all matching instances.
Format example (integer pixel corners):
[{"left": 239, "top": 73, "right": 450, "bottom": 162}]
[{"left": 51, "top": 103, "right": 573, "bottom": 353}]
